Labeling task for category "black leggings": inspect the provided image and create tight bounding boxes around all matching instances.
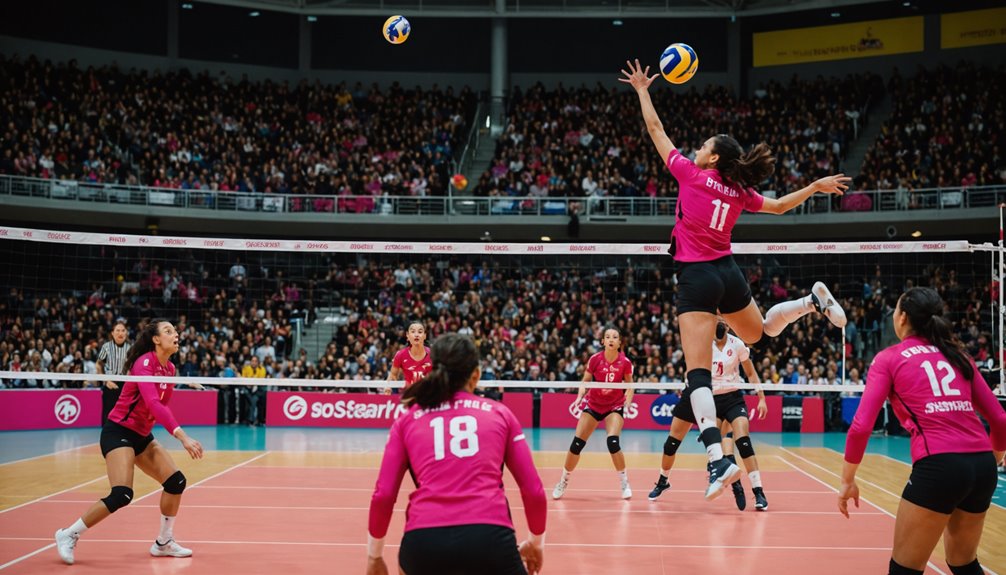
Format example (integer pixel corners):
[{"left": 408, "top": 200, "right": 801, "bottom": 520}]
[{"left": 399, "top": 524, "right": 526, "bottom": 575}]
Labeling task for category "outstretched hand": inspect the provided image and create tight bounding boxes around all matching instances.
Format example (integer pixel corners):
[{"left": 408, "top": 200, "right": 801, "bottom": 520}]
[
  {"left": 813, "top": 174, "right": 852, "bottom": 196},
  {"left": 619, "top": 59, "right": 659, "bottom": 92}
]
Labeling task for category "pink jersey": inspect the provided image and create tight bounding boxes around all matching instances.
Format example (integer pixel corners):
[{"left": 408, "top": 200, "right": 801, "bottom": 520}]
[
  {"left": 584, "top": 351, "right": 633, "bottom": 412},
  {"left": 666, "top": 148, "right": 765, "bottom": 262},
  {"left": 108, "top": 351, "right": 180, "bottom": 437},
  {"left": 393, "top": 346, "right": 432, "bottom": 387},
  {"left": 845, "top": 336, "right": 1006, "bottom": 464},
  {"left": 369, "top": 391, "right": 546, "bottom": 538}
]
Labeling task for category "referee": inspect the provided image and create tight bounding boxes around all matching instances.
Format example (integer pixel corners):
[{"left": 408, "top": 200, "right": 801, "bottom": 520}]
[{"left": 95, "top": 321, "right": 130, "bottom": 422}]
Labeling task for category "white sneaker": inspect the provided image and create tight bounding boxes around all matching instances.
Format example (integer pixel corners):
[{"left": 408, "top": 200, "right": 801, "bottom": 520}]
[
  {"left": 55, "top": 528, "right": 78, "bottom": 565},
  {"left": 150, "top": 539, "right": 193, "bottom": 558},
  {"left": 552, "top": 479, "right": 568, "bottom": 500},
  {"left": 812, "top": 282, "right": 847, "bottom": 329},
  {"left": 620, "top": 480, "right": 632, "bottom": 500}
]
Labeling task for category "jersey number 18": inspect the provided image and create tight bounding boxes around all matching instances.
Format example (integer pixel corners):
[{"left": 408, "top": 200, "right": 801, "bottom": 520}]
[{"left": 430, "top": 415, "right": 480, "bottom": 460}]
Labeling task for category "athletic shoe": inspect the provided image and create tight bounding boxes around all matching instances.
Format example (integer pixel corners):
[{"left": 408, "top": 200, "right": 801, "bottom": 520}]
[
  {"left": 811, "top": 282, "right": 847, "bottom": 329},
  {"left": 150, "top": 539, "right": 193, "bottom": 558},
  {"left": 648, "top": 476, "right": 670, "bottom": 501},
  {"left": 55, "top": 528, "right": 78, "bottom": 565},
  {"left": 620, "top": 478, "right": 632, "bottom": 500},
  {"left": 731, "top": 480, "right": 746, "bottom": 511},
  {"left": 551, "top": 478, "right": 568, "bottom": 500},
  {"left": 753, "top": 487, "right": 769, "bottom": 511},
  {"left": 705, "top": 458, "right": 741, "bottom": 501}
]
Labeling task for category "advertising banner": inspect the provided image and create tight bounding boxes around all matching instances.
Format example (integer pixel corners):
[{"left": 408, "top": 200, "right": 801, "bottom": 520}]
[
  {"left": 0, "top": 389, "right": 217, "bottom": 431},
  {"left": 941, "top": 8, "right": 1006, "bottom": 49},
  {"left": 754, "top": 16, "right": 923, "bottom": 67}
]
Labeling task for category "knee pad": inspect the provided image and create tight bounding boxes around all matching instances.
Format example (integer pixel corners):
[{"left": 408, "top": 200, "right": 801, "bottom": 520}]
[
  {"left": 948, "top": 559, "right": 982, "bottom": 575},
  {"left": 735, "top": 436, "right": 756, "bottom": 459},
  {"left": 889, "top": 558, "right": 924, "bottom": 575},
  {"left": 606, "top": 436, "right": 621, "bottom": 454},
  {"left": 101, "top": 486, "right": 134, "bottom": 513},
  {"left": 162, "top": 470, "right": 187, "bottom": 495},
  {"left": 686, "top": 369, "right": 712, "bottom": 390},
  {"left": 569, "top": 437, "right": 587, "bottom": 455},
  {"left": 663, "top": 436, "right": 681, "bottom": 457}
]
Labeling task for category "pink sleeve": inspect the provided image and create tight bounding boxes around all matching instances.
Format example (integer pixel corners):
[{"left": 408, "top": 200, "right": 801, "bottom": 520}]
[
  {"left": 624, "top": 358, "right": 633, "bottom": 377},
  {"left": 137, "top": 382, "right": 181, "bottom": 435},
  {"left": 744, "top": 189, "right": 766, "bottom": 212},
  {"left": 368, "top": 419, "right": 409, "bottom": 539},
  {"left": 503, "top": 409, "right": 547, "bottom": 536},
  {"left": 586, "top": 354, "right": 598, "bottom": 378},
  {"left": 665, "top": 149, "right": 701, "bottom": 186},
  {"left": 969, "top": 364, "right": 1006, "bottom": 452},
  {"left": 392, "top": 350, "right": 404, "bottom": 369},
  {"left": 844, "top": 353, "right": 893, "bottom": 464}
]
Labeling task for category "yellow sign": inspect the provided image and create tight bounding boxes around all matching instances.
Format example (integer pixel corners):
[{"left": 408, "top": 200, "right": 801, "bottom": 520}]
[
  {"left": 753, "top": 16, "right": 924, "bottom": 67},
  {"left": 941, "top": 7, "right": 1006, "bottom": 49}
]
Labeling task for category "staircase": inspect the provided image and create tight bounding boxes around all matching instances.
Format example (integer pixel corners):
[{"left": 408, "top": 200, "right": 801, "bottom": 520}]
[
  {"left": 297, "top": 307, "right": 346, "bottom": 361},
  {"left": 843, "top": 92, "right": 892, "bottom": 177}
]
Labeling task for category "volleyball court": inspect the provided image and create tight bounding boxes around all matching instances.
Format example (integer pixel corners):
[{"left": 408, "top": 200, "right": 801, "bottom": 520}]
[{"left": 0, "top": 227, "right": 1003, "bottom": 574}]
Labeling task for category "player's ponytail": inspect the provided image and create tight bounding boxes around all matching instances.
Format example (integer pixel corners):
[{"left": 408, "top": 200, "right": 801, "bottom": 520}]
[
  {"left": 401, "top": 333, "right": 480, "bottom": 409},
  {"left": 713, "top": 135, "right": 776, "bottom": 189},
  {"left": 899, "top": 287, "right": 973, "bottom": 381},
  {"left": 122, "top": 318, "right": 172, "bottom": 374}
]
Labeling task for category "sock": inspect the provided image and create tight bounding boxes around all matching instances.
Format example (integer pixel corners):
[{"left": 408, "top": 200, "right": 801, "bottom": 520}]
[
  {"left": 705, "top": 443, "right": 724, "bottom": 462},
  {"left": 561, "top": 468, "right": 571, "bottom": 482},
  {"left": 749, "top": 470, "right": 762, "bottom": 489},
  {"left": 158, "top": 515, "right": 175, "bottom": 544},
  {"left": 763, "top": 295, "right": 813, "bottom": 337},
  {"left": 68, "top": 518, "right": 88, "bottom": 538},
  {"left": 618, "top": 470, "right": 628, "bottom": 483},
  {"left": 659, "top": 469, "right": 670, "bottom": 479},
  {"left": 691, "top": 388, "right": 722, "bottom": 462}
]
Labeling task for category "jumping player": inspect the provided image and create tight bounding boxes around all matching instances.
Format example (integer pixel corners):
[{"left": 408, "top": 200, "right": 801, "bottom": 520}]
[
  {"left": 840, "top": 287, "right": 1006, "bottom": 575},
  {"left": 552, "top": 325, "right": 634, "bottom": 500},
  {"left": 55, "top": 319, "right": 204, "bottom": 565},
  {"left": 648, "top": 320, "right": 769, "bottom": 511},
  {"left": 385, "top": 320, "right": 432, "bottom": 394},
  {"left": 621, "top": 59, "right": 849, "bottom": 499},
  {"left": 367, "top": 333, "right": 547, "bottom": 575}
]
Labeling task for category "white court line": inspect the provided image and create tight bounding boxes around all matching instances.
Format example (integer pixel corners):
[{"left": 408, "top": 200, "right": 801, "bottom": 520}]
[
  {"left": 0, "top": 537, "right": 901, "bottom": 551},
  {"left": 0, "top": 451, "right": 269, "bottom": 571},
  {"left": 31, "top": 501, "right": 885, "bottom": 516},
  {"left": 774, "top": 452, "right": 949, "bottom": 575},
  {"left": 0, "top": 442, "right": 99, "bottom": 467},
  {"left": 190, "top": 485, "right": 834, "bottom": 495},
  {"left": 0, "top": 476, "right": 106, "bottom": 515}
]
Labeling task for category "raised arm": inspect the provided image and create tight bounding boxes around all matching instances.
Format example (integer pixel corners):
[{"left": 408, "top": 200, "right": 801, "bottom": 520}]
[
  {"left": 619, "top": 59, "right": 675, "bottom": 165},
  {"left": 759, "top": 174, "right": 851, "bottom": 215}
]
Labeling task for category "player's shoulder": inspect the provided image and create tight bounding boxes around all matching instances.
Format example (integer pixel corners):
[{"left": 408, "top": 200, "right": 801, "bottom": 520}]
[
  {"left": 727, "top": 335, "right": 748, "bottom": 352},
  {"left": 617, "top": 352, "right": 632, "bottom": 366}
]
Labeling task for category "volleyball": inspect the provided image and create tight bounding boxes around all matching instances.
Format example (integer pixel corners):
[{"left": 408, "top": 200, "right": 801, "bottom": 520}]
[
  {"left": 659, "top": 43, "right": 698, "bottom": 85},
  {"left": 382, "top": 15, "right": 411, "bottom": 44},
  {"left": 451, "top": 174, "right": 468, "bottom": 191}
]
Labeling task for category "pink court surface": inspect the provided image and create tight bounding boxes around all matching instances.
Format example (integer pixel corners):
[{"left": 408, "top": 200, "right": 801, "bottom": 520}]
[{"left": 0, "top": 428, "right": 1003, "bottom": 574}]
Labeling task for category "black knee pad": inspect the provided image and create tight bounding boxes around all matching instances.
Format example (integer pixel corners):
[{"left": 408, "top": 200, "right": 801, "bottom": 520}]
[
  {"left": 569, "top": 437, "right": 587, "bottom": 455},
  {"left": 663, "top": 436, "right": 681, "bottom": 457},
  {"left": 948, "top": 559, "right": 982, "bottom": 575},
  {"left": 606, "top": 436, "right": 621, "bottom": 454},
  {"left": 162, "top": 470, "right": 187, "bottom": 495},
  {"left": 698, "top": 426, "right": 722, "bottom": 448},
  {"left": 735, "top": 436, "right": 756, "bottom": 459},
  {"left": 889, "top": 558, "right": 924, "bottom": 575},
  {"left": 686, "top": 369, "right": 712, "bottom": 390},
  {"left": 101, "top": 485, "right": 134, "bottom": 513}
]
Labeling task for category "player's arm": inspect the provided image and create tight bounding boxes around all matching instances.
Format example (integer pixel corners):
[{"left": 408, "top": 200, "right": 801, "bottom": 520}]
[
  {"left": 969, "top": 363, "right": 1006, "bottom": 461},
  {"left": 839, "top": 355, "right": 893, "bottom": 517},
  {"left": 619, "top": 59, "right": 675, "bottom": 165},
  {"left": 383, "top": 362, "right": 402, "bottom": 395},
  {"left": 759, "top": 174, "right": 851, "bottom": 215},
  {"left": 368, "top": 422, "right": 410, "bottom": 573},
  {"left": 578, "top": 371, "right": 591, "bottom": 402},
  {"left": 622, "top": 373, "right": 634, "bottom": 409},
  {"left": 742, "top": 359, "right": 766, "bottom": 419},
  {"left": 503, "top": 411, "right": 546, "bottom": 574},
  {"left": 135, "top": 382, "right": 202, "bottom": 459}
]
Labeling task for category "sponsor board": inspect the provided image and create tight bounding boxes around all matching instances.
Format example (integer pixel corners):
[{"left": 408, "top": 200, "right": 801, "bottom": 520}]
[{"left": 0, "top": 389, "right": 216, "bottom": 430}]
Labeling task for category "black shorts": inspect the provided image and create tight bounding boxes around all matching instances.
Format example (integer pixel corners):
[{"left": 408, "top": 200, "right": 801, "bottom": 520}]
[
  {"left": 672, "top": 389, "right": 749, "bottom": 425},
  {"left": 99, "top": 421, "right": 155, "bottom": 458},
  {"left": 902, "top": 452, "right": 998, "bottom": 514},
  {"left": 583, "top": 407, "right": 624, "bottom": 422},
  {"left": 399, "top": 524, "right": 526, "bottom": 575},
  {"left": 676, "top": 255, "right": 752, "bottom": 315}
]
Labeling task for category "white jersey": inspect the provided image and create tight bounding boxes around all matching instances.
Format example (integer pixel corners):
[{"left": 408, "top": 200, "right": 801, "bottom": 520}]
[{"left": 711, "top": 335, "right": 750, "bottom": 395}]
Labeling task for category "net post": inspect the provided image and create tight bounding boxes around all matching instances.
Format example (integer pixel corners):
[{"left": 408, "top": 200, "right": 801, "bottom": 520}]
[
  {"left": 1000, "top": 204, "right": 1005, "bottom": 394},
  {"left": 841, "top": 329, "right": 847, "bottom": 386}
]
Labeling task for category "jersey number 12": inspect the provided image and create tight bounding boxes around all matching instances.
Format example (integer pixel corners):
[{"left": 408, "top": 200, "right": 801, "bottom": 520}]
[
  {"left": 430, "top": 415, "right": 480, "bottom": 460},
  {"left": 921, "top": 360, "right": 960, "bottom": 398}
]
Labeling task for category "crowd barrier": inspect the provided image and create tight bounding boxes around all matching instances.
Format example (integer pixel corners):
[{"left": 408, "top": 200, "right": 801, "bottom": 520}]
[{"left": 0, "top": 389, "right": 218, "bottom": 431}]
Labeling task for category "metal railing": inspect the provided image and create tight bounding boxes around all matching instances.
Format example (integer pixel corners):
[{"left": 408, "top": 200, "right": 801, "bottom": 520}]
[{"left": 1, "top": 175, "right": 1003, "bottom": 218}]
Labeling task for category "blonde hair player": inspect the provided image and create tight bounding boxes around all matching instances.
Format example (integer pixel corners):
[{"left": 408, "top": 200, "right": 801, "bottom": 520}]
[
  {"left": 552, "top": 325, "right": 634, "bottom": 500},
  {"left": 620, "top": 59, "right": 849, "bottom": 500}
]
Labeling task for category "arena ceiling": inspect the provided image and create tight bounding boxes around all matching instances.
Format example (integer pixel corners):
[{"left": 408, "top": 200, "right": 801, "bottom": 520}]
[{"left": 193, "top": 0, "right": 889, "bottom": 18}]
